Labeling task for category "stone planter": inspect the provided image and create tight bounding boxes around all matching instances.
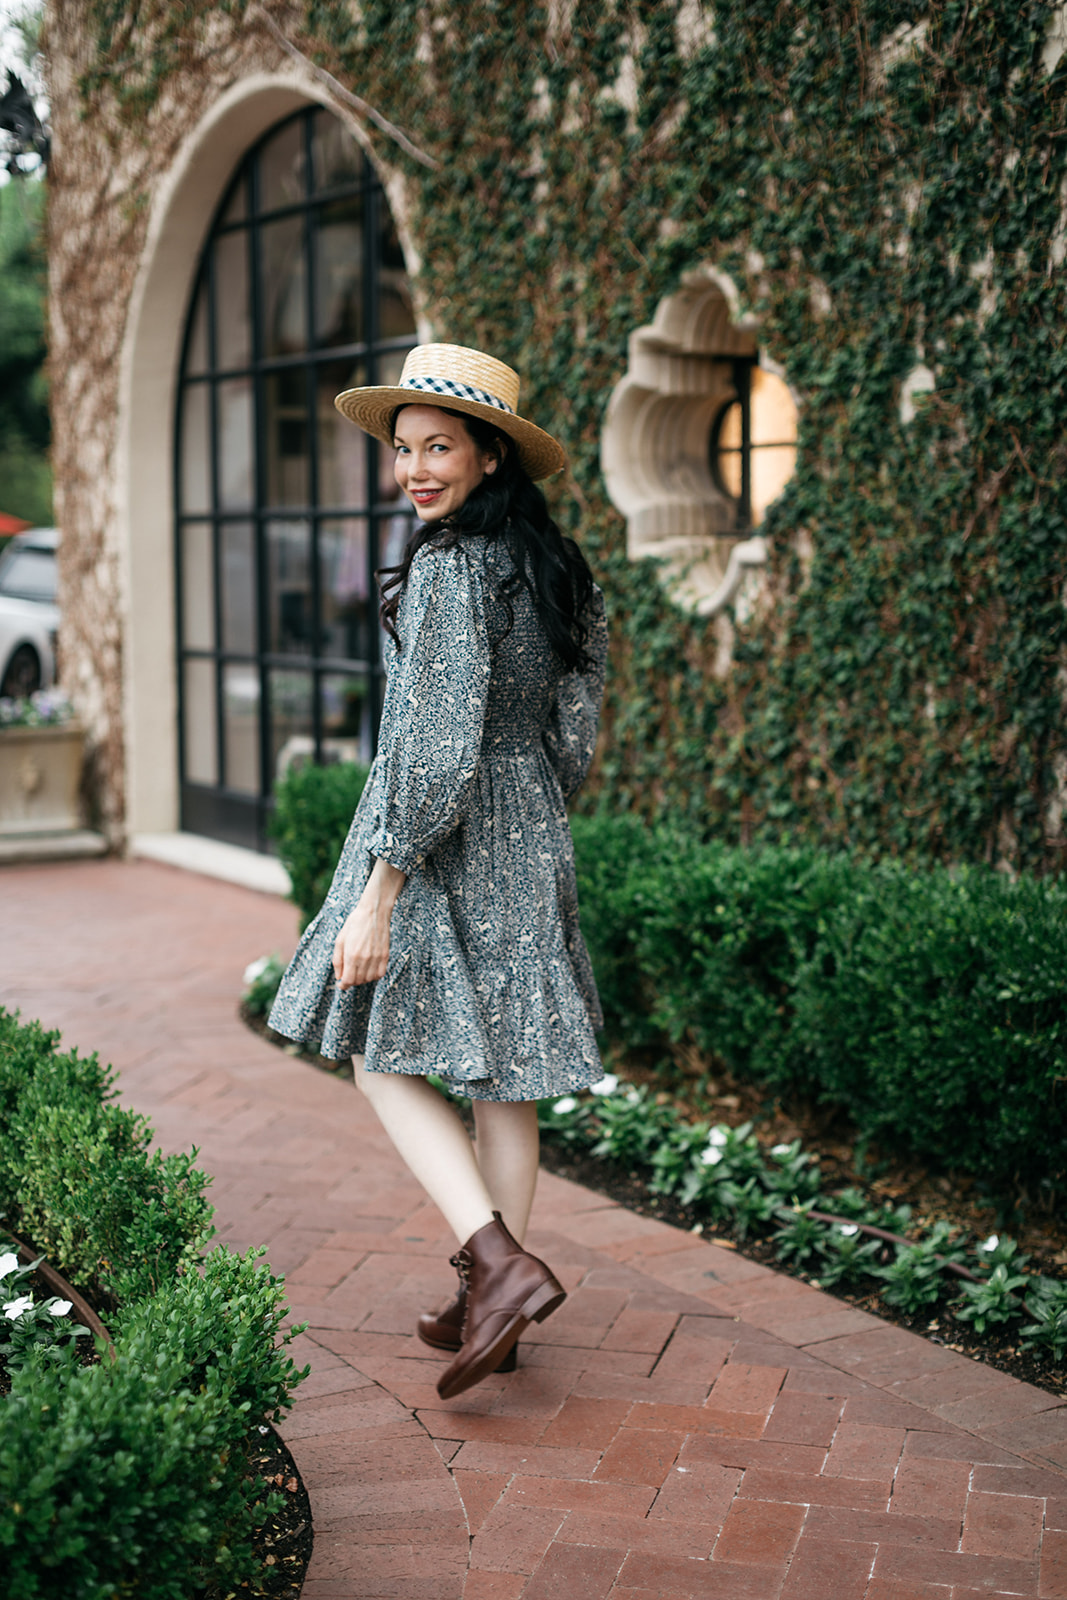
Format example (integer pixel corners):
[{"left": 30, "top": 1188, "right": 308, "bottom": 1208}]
[{"left": 0, "top": 722, "right": 86, "bottom": 835}]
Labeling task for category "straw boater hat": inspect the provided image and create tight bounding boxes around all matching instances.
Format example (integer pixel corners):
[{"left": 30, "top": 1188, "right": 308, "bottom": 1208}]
[{"left": 334, "top": 343, "right": 566, "bottom": 481}]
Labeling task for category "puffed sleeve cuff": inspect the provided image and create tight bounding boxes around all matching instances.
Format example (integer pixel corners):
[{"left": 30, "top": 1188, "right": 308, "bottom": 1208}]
[{"left": 366, "top": 832, "right": 423, "bottom": 875}]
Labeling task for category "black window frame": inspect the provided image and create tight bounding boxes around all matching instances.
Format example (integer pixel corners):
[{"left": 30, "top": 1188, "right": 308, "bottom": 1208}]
[
  {"left": 174, "top": 106, "right": 417, "bottom": 852},
  {"left": 709, "top": 357, "right": 796, "bottom": 534}
]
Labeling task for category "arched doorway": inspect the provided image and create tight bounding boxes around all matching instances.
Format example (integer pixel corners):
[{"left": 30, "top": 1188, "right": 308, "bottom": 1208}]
[{"left": 174, "top": 105, "right": 417, "bottom": 850}]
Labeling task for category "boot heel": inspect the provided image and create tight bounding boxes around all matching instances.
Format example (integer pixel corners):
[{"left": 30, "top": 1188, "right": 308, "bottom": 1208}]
[{"left": 522, "top": 1277, "right": 566, "bottom": 1324}]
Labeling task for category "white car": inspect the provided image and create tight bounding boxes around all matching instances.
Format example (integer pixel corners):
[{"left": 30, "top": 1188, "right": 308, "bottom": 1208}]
[{"left": 0, "top": 528, "right": 60, "bottom": 699}]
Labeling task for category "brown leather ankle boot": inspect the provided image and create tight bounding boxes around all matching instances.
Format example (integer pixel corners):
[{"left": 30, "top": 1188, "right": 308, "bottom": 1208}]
[
  {"left": 436, "top": 1212, "right": 565, "bottom": 1401},
  {"left": 417, "top": 1284, "right": 518, "bottom": 1372}
]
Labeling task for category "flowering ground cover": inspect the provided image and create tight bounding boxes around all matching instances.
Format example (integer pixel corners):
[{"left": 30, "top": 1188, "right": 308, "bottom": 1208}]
[{"left": 537, "top": 1062, "right": 1067, "bottom": 1402}]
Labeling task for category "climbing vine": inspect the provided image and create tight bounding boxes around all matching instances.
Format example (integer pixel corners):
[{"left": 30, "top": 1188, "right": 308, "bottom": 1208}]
[{"left": 65, "top": 0, "right": 1067, "bottom": 870}]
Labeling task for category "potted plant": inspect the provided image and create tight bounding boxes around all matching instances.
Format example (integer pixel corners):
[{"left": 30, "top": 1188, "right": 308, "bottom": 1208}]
[{"left": 0, "top": 689, "right": 86, "bottom": 835}]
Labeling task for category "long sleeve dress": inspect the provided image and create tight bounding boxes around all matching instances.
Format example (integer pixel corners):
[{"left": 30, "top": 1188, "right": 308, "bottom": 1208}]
[{"left": 267, "top": 531, "right": 608, "bottom": 1101}]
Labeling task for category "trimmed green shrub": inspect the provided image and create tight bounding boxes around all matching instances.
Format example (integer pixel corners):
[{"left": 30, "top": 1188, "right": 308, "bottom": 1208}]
[
  {"left": 270, "top": 776, "right": 1067, "bottom": 1199},
  {"left": 0, "top": 1010, "right": 212, "bottom": 1305},
  {"left": 0, "top": 1248, "right": 307, "bottom": 1600},
  {"left": 571, "top": 815, "right": 1067, "bottom": 1201},
  {"left": 788, "top": 860, "right": 1067, "bottom": 1198},
  {"left": 0, "top": 1010, "right": 307, "bottom": 1597},
  {"left": 269, "top": 758, "right": 370, "bottom": 929}
]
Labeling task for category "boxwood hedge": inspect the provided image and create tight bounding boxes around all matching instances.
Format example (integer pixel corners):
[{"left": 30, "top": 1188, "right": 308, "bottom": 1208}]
[
  {"left": 268, "top": 762, "right": 1066, "bottom": 1201},
  {"left": 571, "top": 814, "right": 1067, "bottom": 1202},
  {"left": 0, "top": 1008, "right": 308, "bottom": 1598}
]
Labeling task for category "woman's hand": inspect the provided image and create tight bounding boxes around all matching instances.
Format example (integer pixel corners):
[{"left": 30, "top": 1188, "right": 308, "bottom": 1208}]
[{"left": 333, "top": 858, "right": 407, "bottom": 989}]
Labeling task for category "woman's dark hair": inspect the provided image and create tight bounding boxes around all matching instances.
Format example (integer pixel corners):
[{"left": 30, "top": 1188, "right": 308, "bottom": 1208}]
[{"left": 377, "top": 406, "right": 595, "bottom": 673}]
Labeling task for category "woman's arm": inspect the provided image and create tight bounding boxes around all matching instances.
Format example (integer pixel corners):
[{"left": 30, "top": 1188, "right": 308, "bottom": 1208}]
[{"left": 332, "top": 857, "right": 407, "bottom": 989}]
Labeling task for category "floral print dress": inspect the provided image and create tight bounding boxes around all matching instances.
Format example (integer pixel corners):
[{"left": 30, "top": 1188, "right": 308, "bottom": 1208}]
[{"left": 268, "top": 532, "right": 607, "bottom": 1101}]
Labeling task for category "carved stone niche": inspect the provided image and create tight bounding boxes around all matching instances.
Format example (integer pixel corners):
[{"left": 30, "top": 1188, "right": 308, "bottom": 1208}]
[{"left": 602, "top": 267, "right": 771, "bottom": 616}]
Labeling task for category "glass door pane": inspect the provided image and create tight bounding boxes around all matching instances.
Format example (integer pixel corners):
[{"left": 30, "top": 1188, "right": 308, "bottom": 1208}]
[
  {"left": 182, "top": 659, "right": 217, "bottom": 784},
  {"left": 269, "top": 670, "right": 313, "bottom": 782},
  {"left": 321, "top": 670, "right": 372, "bottom": 764},
  {"left": 220, "top": 522, "right": 256, "bottom": 654},
  {"left": 266, "top": 520, "right": 312, "bottom": 655},
  {"left": 179, "top": 385, "right": 211, "bottom": 513},
  {"left": 214, "top": 230, "right": 252, "bottom": 371},
  {"left": 217, "top": 379, "right": 255, "bottom": 509},
  {"left": 265, "top": 371, "right": 310, "bottom": 507},
  {"left": 317, "top": 360, "right": 366, "bottom": 509},
  {"left": 261, "top": 216, "right": 307, "bottom": 358},
  {"left": 320, "top": 518, "right": 371, "bottom": 662},
  {"left": 315, "top": 196, "right": 363, "bottom": 347},
  {"left": 223, "top": 663, "right": 260, "bottom": 794},
  {"left": 180, "top": 523, "right": 213, "bottom": 649}
]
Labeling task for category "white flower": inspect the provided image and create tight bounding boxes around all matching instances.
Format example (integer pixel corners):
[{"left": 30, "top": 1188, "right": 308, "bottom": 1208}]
[
  {"left": 3, "top": 1295, "right": 34, "bottom": 1320},
  {"left": 625, "top": 1089, "right": 642, "bottom": 1105},
  {"left": 553, "top": 1096, "right": 579, "bottom": 1115},
  {"left": 700, "top": 1146, "right": 724, "bottom": 1166},
  {"left": 771, "top": 1143, "right": 792, "bottom": 1157},
  {"left": 708, "top": 1126, "right": 729, "bottom": 1147},
  {"left": 838, "top": 1224, "right": 859, "bottom": 1238},
  {"left": 980, "top": 1234, "right": 999, "bottom": 1253},
  {"left": 589, "top": 1074, "right": 619, "bottom": 1097},
  {"left": 243, "top": 955, "right": 272, "bottom": 986},
  {"left": 48, "top": 1300, "right": 73, "bottom": 1318},
  {"left": 0, "top": 1251, "right": 19, "bottom": 1281}
]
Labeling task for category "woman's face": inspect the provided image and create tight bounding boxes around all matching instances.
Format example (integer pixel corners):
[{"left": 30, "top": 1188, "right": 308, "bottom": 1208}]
[{"left": 393, "top": 405, "right": 498, "bottom": 522}]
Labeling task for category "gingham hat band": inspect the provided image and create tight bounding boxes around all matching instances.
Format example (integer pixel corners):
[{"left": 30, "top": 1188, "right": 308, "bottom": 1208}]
[
  {"left": 400, "top": 374, "right": 515, "bottom": 415},
  {"left": 333, "top": 342, "right": 567, "bottom": 479}
]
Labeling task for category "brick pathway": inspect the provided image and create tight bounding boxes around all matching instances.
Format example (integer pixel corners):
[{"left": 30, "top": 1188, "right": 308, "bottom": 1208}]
[{"left": 4, "top": 858, "right": 1066, "bottom": 1599}]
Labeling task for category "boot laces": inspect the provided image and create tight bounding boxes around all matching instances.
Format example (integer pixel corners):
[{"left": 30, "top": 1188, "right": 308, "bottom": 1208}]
[{"left": 449, "top": 1248, "right": 472, "bottom": 1287}]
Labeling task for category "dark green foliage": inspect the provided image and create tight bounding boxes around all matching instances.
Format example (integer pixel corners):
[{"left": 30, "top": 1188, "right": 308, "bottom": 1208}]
[
  {"left": 571, "top": 815, "right": 1067, "bottom": 1201},
  {"left": 0, "top": 1010, "right": 307, "bottom": 1596},
  {"left": 954, "top": 1262, "right": 1029, "bottom": 1333},
  {"left": 269, "top": 759, "right": 370, "bottom": 930},
  {"left": 0, "top": 181, "right": 50, "bottom": 523},
  {"left": 1021, "top": 1278, "right": 1067, "bottom": 1361},
  {"left": 815, "top": 1224, "right": 883, "bottom": 1289},
  {"left": 773, "top": 1201, "right": 825, "bottom": 1268},
  {"left": 0, "top": 1009, "right": 212, "bottom": 1304},
  {"left": 875, "top": 1222, "right": 967, "bottom": 1314},
  {"left": 0, "top": 1248, "right": 307, "bottom": 1600}
]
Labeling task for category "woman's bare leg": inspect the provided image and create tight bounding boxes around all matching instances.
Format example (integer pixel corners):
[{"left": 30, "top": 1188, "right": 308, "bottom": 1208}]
[
  {"left": 354, "top": 1062, "right": 494, "bottom": 1244},
  {"left": 471, "top": 1100, "right": 541, "bottom": 1244}
]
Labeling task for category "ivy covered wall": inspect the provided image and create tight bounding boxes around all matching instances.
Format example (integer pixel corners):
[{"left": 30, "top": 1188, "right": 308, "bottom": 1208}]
[{"left": 53, "top": 0, "right": 1067, "bottom": 869}]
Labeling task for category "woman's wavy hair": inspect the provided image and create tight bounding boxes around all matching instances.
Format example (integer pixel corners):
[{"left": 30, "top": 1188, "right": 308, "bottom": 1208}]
[{"left": 377, "top": 406, "right": 595, "bottom": 673}]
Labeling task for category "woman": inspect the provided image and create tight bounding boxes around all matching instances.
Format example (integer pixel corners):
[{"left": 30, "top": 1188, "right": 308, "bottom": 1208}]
[{"left": 269, "top": 344, "right": 607, "bottom": 1400}]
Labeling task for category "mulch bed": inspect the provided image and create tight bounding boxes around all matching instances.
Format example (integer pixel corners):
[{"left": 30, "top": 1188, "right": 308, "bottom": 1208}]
[{"left": 196, "top": 1427, "right": 313, "bottom": 1600}]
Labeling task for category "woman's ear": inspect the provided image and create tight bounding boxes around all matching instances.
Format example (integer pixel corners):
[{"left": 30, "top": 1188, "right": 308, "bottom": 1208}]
[{"left": 484, "top": 438, "right": 507, "bottom": 476}]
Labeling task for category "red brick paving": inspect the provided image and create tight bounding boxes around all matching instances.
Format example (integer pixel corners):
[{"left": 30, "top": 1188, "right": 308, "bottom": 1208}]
[{"left": 4, "top": 857, "right": 1067, "bottom": 1599}]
